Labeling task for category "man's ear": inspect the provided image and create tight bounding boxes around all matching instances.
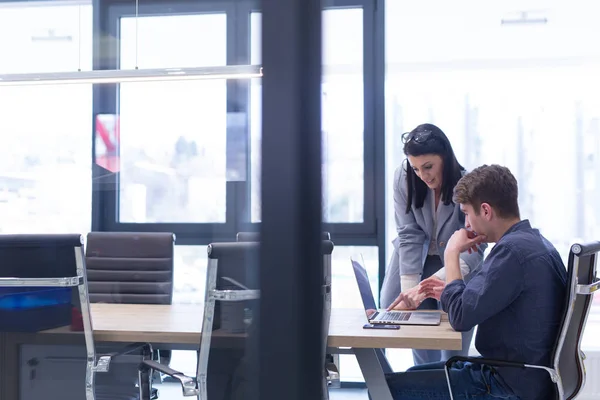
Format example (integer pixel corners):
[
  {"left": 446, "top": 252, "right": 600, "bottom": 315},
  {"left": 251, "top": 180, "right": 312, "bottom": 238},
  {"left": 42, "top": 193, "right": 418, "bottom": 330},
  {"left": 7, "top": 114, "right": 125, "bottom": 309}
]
[{"left": 480, "top": 203, "right": 492, "bottom": 220}]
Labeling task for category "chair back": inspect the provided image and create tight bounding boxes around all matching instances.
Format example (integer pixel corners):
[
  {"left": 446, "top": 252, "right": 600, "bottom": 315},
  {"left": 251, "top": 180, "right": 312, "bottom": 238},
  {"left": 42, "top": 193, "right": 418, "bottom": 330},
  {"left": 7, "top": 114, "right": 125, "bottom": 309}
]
[
  {"left": 0, "top": 234, "right": 90, "bottom": 333},
  {"left": 553, "top": 241, "right": 600, "bottom": 399},
  {"left": 236, "top": 233, "right": 334, "bottom": 357},
  {"left": 85, "top": 232, "right": 175, "bottom": 304},
  {"left": 199, "top": 241, "right": 261, "bottom": 400},
  {"left": 0, "top": 234, "right": 99, "bottom": 400},
  {"left": 236, "top": 231, "right": 331, "bottom": 241},
  {"left": 235, "top": 234, "right": 334, "bottom": 397},
  {"left": 206, "top": 242, "right": 261, "bottom": 331}
]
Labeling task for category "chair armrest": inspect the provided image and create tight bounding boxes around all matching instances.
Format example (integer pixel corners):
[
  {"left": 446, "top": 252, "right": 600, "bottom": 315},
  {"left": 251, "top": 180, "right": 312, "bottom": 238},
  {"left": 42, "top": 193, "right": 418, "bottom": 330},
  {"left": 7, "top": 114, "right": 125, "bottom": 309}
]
[
  {"left": 140, "top": 359, "right": 198, "bottom": 396},
  {"left": 96, "top": 342, "right": 153, "bottom": 373},
  {"left": 444, "top": 356, "right": 558, "bottom": 400},
  {"left": 101, "top": 342, "right": 153, "bottom": 359},
  {"left": 444, "top": 356, "right": 525, "bottom": 400},
  {"left": 577, "top": 277, "right": 600, "bottom": 295},
  {"left": 445, "top": 355, "right": 526, "bottom": 369}
]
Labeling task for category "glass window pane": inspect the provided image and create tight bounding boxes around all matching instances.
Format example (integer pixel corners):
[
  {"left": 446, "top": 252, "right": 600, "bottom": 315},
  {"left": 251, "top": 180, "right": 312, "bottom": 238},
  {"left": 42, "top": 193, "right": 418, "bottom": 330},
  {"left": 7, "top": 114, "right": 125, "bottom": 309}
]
[
  {"left": 249, "top": 9, "right": 365, "bottom": 223},
  {"left": 118, "top": 14, "right": 227, "bottom": 223},
  {"left": 169, "top": 245, "right": 207, "bottom": 380},
  {"left": 384, "top": 0, "right": 600, "bottom": 366},
  {"left": 172, "top": 245, "right": 207, "bottom": 305},
  {"left": 0, "top": 2, "right": 92, "bottom": 234},
  {"left": 0, "top": 2, "right": 92, "bottom": 74}
]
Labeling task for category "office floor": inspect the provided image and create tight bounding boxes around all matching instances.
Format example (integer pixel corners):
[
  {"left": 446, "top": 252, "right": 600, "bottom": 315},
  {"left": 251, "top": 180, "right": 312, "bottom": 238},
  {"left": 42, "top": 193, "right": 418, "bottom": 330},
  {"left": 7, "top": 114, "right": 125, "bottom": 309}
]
[{"left": 154, "top": 383, "right": 368, "bottom": 399}]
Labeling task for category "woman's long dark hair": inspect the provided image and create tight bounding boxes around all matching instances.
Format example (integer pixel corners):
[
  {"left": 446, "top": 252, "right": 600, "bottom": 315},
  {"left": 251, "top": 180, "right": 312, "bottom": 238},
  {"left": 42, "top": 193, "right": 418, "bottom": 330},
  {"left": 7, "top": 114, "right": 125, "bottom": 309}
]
[{"left": 402, "top": 123, "right": 464, "bottom": 213}]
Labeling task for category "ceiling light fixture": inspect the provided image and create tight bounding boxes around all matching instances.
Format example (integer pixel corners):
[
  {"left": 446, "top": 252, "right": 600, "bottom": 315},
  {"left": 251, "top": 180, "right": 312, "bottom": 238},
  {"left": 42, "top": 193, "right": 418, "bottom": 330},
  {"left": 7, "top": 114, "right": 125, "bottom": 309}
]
[{"left": 0, "top": 65, "right": 263, "bottom": 86}]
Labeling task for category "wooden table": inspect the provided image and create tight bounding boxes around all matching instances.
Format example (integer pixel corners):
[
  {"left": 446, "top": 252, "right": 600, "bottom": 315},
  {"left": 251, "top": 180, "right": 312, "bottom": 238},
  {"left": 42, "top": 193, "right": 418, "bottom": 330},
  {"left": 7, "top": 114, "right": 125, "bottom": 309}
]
[
  {"left": 2, "top": 304, "right": 460, "bottom": 400},
  {"left": 87, "top": 303, "right": 461, "bottom": 350},
  {"left": 86, "top": 304, "right": 460, "bottom": 400}
]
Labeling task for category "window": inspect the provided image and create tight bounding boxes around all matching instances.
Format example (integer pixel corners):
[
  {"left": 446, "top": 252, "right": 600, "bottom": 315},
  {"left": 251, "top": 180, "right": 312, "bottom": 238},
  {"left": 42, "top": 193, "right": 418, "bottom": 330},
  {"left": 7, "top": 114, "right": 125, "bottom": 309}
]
[
  {"left": 97, "top": 0, "right": 381, "bottom": 387},
  {"left": 172, "top": 245, "right": 207, "bottom": 305},
  {"left": 118, "top": 14, "right": 228, "bottom": 224},
  {"left": 249, "top": 8, "right": 365, "bottom": 224},
  {"left": 169, "top": 245, "right": 208, "bottom": 377},
  {"left": 0, "top": 1, "right": 93, "bottom": 235},
  {"left": 99, "top": 3, "right": 236, "bottom": 379},
  {"left": 385, "top": 0, "right": 600, "bottom": 362}
]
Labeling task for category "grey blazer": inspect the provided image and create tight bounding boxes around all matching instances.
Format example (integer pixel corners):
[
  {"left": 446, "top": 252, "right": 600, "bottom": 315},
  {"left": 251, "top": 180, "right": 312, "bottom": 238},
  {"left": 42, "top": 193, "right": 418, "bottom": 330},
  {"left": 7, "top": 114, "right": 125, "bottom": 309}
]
[{"left": 380, "top": 163, "right": 486, "bottom": 308}]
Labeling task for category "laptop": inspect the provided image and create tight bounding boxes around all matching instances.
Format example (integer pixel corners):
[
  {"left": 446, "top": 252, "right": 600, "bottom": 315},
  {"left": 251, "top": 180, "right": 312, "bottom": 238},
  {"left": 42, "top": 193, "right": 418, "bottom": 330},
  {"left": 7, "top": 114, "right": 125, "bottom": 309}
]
[{"left": 350, "top": 256, "right": 441, "bottom": 326}]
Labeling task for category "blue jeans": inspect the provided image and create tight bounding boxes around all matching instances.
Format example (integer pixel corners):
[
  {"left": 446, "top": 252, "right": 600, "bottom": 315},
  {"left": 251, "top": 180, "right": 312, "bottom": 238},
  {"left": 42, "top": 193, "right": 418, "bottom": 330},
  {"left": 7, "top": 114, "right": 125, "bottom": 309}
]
[{"left": 386, "top": 361, "right": 520, "bottom": 400}]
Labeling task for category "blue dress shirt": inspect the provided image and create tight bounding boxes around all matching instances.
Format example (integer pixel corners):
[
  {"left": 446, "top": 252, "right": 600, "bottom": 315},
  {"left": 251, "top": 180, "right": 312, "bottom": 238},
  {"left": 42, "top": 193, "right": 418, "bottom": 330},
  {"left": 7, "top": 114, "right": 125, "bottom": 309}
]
[{"left": 441, "top": 220, "right": 567, "bottom": 400}]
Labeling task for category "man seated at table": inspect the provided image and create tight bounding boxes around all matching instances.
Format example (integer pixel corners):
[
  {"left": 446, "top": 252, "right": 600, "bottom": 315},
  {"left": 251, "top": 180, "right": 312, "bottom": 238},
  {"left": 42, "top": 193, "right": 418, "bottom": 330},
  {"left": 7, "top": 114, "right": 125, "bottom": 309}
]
[{"left": 385, "top": 164, "right": 567, "bottom": 400}]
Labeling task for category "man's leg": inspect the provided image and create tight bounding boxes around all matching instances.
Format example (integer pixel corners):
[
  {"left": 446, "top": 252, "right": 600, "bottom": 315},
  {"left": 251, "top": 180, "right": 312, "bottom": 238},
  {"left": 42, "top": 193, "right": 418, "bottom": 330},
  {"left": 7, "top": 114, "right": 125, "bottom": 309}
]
[{"left": 385, "top": 361, "right": 519, "bottom": 400}]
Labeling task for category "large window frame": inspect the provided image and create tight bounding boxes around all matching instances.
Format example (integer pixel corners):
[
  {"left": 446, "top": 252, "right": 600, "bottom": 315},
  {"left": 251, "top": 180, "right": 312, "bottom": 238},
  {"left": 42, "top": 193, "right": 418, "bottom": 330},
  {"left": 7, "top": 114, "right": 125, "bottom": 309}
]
[
  {"left": 236, "top": 0, "right": 381, "bottom": 243},
  {"left": 92, "top": 0, "right": 238, "bottom": 243},
  {"left": 91, "top": 0, "right": 386, "bottom": 386},
  {"left": 92, "top": 0, "right": 386, "bottom": 254}
]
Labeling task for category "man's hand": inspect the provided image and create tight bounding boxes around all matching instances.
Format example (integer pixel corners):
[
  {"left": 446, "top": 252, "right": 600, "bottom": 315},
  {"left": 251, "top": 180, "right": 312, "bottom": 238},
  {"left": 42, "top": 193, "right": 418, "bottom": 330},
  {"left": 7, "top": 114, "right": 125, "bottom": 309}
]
[
  {"left": 418, "top": 276, "right": 446, "bottom": 301},
  {"left": 445, "top": 229, "right": 487, "bottom": 256},
  {"left": 387, "top": 285, "right": 426, "bottom": 311}
]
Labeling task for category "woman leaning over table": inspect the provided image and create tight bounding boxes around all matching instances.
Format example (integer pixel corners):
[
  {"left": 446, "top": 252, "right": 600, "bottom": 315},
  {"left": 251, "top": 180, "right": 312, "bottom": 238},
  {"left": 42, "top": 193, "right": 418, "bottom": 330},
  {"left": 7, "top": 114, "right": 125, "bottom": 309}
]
[{"left": 380, "top": 123, "right": 486, "bottom": 365}]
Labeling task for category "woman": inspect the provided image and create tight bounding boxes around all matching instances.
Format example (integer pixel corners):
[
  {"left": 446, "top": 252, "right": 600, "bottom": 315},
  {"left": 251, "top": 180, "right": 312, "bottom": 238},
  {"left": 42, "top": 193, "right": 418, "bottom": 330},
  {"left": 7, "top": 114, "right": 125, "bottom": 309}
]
[{"left": 380, "top": 123, "right": 486, "bottom": 365}]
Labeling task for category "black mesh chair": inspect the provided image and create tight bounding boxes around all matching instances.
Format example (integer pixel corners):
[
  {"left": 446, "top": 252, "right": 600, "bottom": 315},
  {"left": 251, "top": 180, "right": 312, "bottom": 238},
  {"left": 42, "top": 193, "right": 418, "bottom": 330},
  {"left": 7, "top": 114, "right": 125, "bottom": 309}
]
[
  {"left": 236, "top": 233, "right": 336, "bottom": 397},
  {"left": 0, "top": 234, "right": 152, "bottom": 400},
  {"left": 138, "top": 241, "right": 261, "bottom": 400},
  {"left": 445, "top": 241, "right": 600, "bottom": 400},
  {"left": 138, "top": 239, "right": 334, "bottom": 400}
]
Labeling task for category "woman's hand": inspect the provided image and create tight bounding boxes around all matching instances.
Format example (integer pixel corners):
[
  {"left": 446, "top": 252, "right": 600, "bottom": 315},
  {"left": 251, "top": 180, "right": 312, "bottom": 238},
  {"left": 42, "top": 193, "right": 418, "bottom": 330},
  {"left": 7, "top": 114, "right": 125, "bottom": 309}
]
[
  {"left": 418, "top": 276, "right": 446, "bottom": 301},
  {"left": 387, "top": 285, "right": 426, "bottom": 310}
]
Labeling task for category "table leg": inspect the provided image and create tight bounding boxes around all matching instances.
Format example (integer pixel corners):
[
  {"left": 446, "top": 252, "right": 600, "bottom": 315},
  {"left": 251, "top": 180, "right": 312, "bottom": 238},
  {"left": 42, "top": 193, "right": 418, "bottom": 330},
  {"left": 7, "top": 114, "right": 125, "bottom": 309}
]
[
  {"left": 374, "top": 349, "right": 393, "bottom": 374},
  {"left": 353, "top": 348, "right": 394, "bottom": 400}
]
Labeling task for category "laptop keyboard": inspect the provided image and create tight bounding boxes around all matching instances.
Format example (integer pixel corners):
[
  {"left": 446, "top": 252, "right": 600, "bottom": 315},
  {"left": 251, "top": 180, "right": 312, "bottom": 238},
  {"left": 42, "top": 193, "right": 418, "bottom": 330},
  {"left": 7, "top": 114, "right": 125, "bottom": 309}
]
[{"left": 379, "top": 311, "right": 410, "bottom": 321}]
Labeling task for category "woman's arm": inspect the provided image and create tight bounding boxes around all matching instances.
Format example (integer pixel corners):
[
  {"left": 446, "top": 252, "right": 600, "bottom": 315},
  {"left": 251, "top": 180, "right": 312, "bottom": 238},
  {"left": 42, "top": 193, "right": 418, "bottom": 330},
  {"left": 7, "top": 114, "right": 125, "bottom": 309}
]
[{"left": 394, "top": 165, "right": 427, "bottom": 289}]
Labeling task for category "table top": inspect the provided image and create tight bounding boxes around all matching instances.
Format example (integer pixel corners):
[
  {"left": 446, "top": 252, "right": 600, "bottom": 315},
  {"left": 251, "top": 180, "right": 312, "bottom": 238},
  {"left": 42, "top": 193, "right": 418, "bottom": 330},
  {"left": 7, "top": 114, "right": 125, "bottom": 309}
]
[{"left": 83, "top": 303, "right": 461, "bottom": 350}]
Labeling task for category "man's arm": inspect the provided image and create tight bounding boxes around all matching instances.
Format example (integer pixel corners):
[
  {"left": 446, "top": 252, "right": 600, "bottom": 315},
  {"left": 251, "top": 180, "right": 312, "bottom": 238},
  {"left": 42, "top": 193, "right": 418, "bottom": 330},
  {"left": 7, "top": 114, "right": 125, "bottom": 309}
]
[
  {"left": 440, "top": 244, "right": 523, "bottom": 332},
  {"left": 443, "top": 249, "right": 463, "bottom": 284}
]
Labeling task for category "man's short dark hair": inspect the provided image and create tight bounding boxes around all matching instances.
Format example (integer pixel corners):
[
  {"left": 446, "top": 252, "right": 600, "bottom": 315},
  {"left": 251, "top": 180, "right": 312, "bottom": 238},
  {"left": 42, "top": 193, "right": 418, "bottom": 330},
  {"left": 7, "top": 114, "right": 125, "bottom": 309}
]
[{"left": 453, "top": 164, "right": 520, "bottom": 219}]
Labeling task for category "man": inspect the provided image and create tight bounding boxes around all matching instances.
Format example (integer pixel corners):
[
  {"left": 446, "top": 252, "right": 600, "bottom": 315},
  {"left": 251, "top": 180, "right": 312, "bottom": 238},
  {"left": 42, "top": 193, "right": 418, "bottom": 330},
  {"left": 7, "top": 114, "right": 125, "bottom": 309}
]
[{"left": 386, "top": 164, "right": 567, "bottom": 400}]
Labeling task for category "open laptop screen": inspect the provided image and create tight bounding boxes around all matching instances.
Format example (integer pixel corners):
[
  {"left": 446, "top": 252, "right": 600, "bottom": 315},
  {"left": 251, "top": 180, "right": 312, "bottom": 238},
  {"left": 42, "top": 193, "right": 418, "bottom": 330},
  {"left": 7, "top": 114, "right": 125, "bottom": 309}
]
[{"left": 350, "top": 258, "right": 377, "bottom": 311}]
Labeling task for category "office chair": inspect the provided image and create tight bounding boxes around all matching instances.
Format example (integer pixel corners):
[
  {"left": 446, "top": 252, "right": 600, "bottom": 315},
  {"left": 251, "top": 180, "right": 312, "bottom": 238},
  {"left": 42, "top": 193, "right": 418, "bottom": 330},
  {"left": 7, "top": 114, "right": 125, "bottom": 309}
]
[
  {"left": 235, "top": 231, "right": 331, "bottom": 241},
  {"left": 444, "top": 241, "right": 600, "bottom": 400},
  {"left": 236, "top": 233, "right": 337, "bottom": 398},
  {"left": 0, "top": 234, "right": 152, "bottom": 400},
  {"left": 85, "top": 232, "right": 175, "bottom": 305},
  {"left": 86, "top": 231, "right": 175, "bottom": 398},
  {"left": 138, "top": 241, "right": 261, "bottom": 400}
]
